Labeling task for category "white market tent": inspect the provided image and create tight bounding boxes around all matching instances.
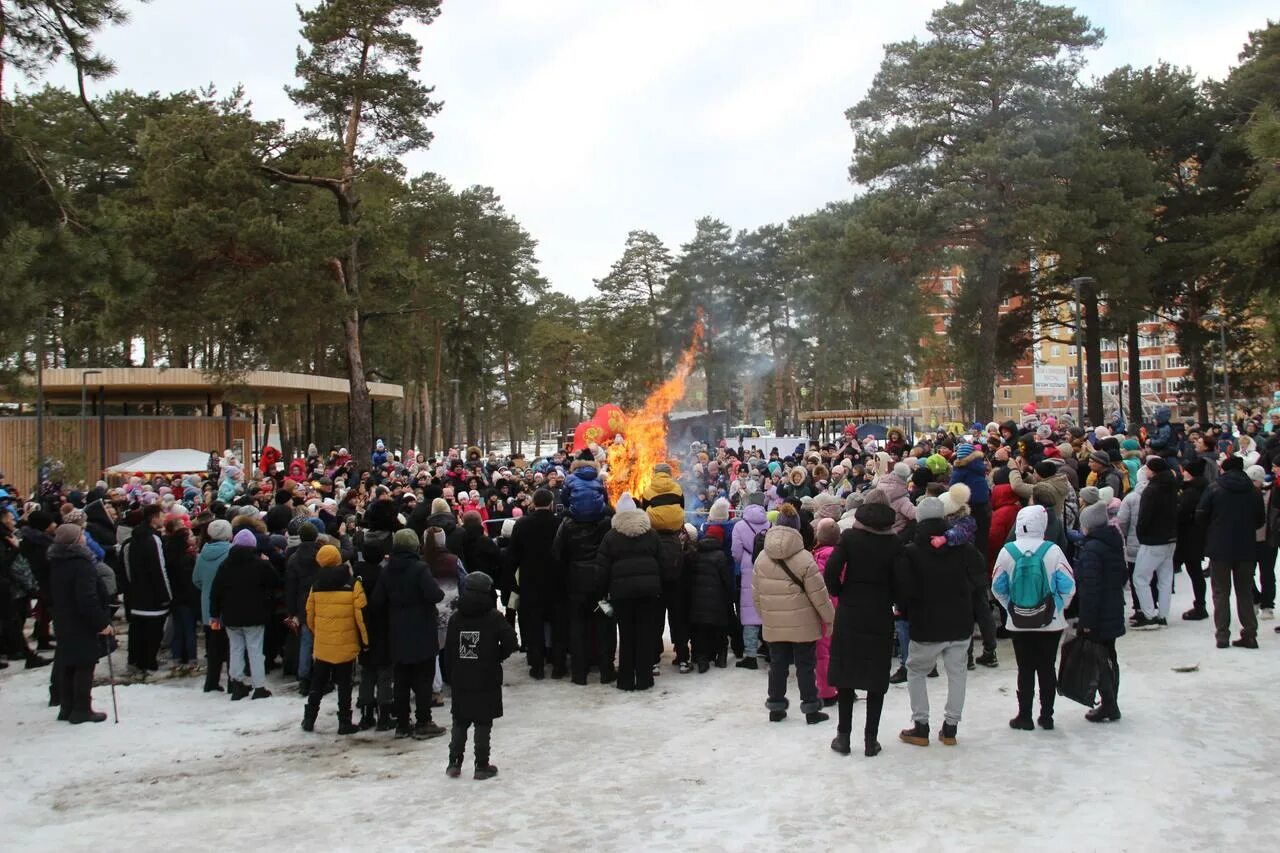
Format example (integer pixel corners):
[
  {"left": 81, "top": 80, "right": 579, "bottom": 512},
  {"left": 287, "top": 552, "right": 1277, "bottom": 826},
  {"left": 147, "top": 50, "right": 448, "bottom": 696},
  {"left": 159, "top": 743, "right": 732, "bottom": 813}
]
[{"left": 105, "top": 449, "right": 211, "bottom": 475}]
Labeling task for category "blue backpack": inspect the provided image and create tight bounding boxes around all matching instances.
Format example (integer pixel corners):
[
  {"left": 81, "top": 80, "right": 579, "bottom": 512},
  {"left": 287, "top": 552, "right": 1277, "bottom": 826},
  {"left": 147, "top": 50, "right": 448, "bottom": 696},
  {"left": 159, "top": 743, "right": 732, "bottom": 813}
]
[{"left": 1002, "top": 541, "right": 1055, "bottom": 629}]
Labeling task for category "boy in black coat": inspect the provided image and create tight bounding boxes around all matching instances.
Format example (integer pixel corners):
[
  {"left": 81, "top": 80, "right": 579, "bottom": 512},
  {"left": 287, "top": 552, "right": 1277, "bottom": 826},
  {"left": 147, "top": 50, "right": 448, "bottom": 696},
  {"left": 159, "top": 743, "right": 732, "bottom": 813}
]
[
  {"left": 445, "top": 571, "right": 517, "bottom": 780},
  {"left": 688, "top": 528, "right": 734, "bottom": 673}
]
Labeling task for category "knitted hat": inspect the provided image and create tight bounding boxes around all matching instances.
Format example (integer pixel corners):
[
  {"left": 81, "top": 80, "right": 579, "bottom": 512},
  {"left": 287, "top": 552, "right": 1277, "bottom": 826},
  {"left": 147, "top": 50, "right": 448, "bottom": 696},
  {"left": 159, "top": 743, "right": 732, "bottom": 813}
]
[
  {"left": 704, "top": 525, "right": 725, "bottom": 543},
  {"left": 316, "top": 544, "right": 342, "bottom": 567},
  {"left": 1146, "top": 457, "right": 1168, "bottom": 474},
  {"left": 683, "top": 523, "right": 698, "bottom": 539},
  {"left": 845, "top": 491, "right": 866, "bottom": 512},
  {"left": 915, "top": 496, "right": 945, "bottom": 522},
  {"left": 892, "top": 462, "right": 912, "bottom": 483},
  {"left": 232, "top": 529, "right": 257, "bottom": 548},
  {"left": 431, "top": 498, "right": 451, "bottom": 516},
  {"left": 654, "top": 463, "right": 673, "bottom": 475},
  {"left": 1093, "top": 426, "right": 1111, "bottom": 440},
  {"left": 466, "top": 571, "right": 493, "bottom": 593},
  {"left": 940, "top": 484, "right": 971, "bottom": 518},
  {"left": 1036, "top": 424, "right": 1052, "bottom": 440},
  {"left": 1034, "top": 460, "right": 1058, "bottom": 479},
  {"left": 925, "top": 454, "right": 949, "bottom": 476},
  {"left": 299, "top": 521, "right": 319, "bottom": 542},
  {"left": 775, "top": 504, "right": 801, "bottom": 530},
  {"left": 1221, "top": 455, "right": 1244, "bottom": 472},
  {"left": 1121, "top": 438, "right": 1141, "bottom": 452},
  {"left": 54, "top": 523, "right": 82, "bottom": 546},
  {"left": 392, "top": 528, "right": 420, "bottom": 553},
  {"left": 500, "top": 518, "right": 516, "bottom": 538},
  {"left": 617, "top": 492, "right": 639, "bottom": 514},
  {"left": 863, "top": 488, "right": 889, "bottom": 507},
  {"left": 1185, "top": 458, "right": 1207, "bottom": 478},
  {"left": 815, "top": 517, "right": 840, "bottom": 546},
  {"left": 207, "top": 519, "right": 233, "bottom": 542},
  {"left": 1078, "top": 486, "right": 1100, "bottom": 506},
  {"left": 1032, "top": 482, "right": 1058, "bottom": 506},
  {"left": 707, "top": 497, "right": 730, "bottom": 522},
  {"left": 954, "top": 443, "right": 975, "bottom": 460},
  {"left": 1247, "top": 465, "right": 1266, "bottom": 484},
  {"left": 1080, "top": 501, "right": 1110, "bottom": 533},
  {"left": 1097, "top": 486, "right": 1115, "bottom": 504},
  {"left": 1089, "top": 451, "right": 1110, "bottom": 467}
]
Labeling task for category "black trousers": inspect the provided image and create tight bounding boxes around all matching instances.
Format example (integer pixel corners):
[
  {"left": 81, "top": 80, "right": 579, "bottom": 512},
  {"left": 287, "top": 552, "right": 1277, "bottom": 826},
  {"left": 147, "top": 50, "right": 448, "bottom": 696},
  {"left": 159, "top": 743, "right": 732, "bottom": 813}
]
[
  {"left": 767, "top": 640, "right": 819, "bottom": 713},
  {"left": 1174, "top": 545, "right": 1206, "bottom": 608},
  {"left": 393, "top": 660, "right": 435, "bottom": 727},
  {"left": 1255, "top": 542, "right": 1277, "bottom": 611},
  {"left": 690, "top": 623, "right": 725, "bottom": 663},
  {"left": 837, "top": 687, "right": 885, "bottom": 740},
  {"left": 614, "top": 598, "right": 657, "bottom": 690},
  {"left": 970, "top": 502, "right": 992, "bottom": 561},
  {"left": 971, "top": 587, "right": 997, "bottom": 652},
  {"left": 1011, "top": 630, "right": 1062, "bottom": 718},
  {"left": 1095, "top": 637, "right": 1121, "bottom": 712},
  {"left": 449, "top": 715, "right": 493, "bottom": 765},
  {"left": 655, "top": 578, "right": 690, "bottom": 664},
  {"left": 127, "top": 615, "right": 165, "bottom": 671},
  {"left": 568, "top": 594, "right": 616, "bottom": 683},
  {"left": 58, "top": 663, "right": 95, "bottom": 717},
  {"left": 3, "top": 596, "right": 32, "bottom": 659},
  {"left": 308, "top": 660, "right": 354, "bottom": 714},
  {"left": 203, "top": 625, "right": 228, "bottom": 690},
  {"left": 519, "top": 596, "right": 568, "bottom": 674}
]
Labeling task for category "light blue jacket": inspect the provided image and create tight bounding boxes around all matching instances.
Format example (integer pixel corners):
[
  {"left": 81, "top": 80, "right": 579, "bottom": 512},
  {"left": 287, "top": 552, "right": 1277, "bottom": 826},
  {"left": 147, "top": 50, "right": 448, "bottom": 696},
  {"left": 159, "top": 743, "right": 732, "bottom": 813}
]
[{"left": 192, "top": 540, "right": 232, "bottom": 623}]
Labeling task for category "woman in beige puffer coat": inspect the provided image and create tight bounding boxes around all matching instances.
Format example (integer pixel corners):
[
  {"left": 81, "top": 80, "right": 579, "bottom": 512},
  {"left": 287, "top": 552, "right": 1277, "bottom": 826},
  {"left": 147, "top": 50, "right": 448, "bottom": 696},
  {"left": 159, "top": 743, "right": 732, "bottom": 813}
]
[{"left": 752, "top": 505, "right": 835, "bottom": 724}]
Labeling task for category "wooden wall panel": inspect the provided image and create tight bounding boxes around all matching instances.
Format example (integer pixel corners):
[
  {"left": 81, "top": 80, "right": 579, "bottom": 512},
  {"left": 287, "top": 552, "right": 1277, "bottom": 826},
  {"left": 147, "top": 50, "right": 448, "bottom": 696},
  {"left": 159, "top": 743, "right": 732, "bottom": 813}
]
[{"left": 0, "top": 417, "right": 252, "bottom": 497}]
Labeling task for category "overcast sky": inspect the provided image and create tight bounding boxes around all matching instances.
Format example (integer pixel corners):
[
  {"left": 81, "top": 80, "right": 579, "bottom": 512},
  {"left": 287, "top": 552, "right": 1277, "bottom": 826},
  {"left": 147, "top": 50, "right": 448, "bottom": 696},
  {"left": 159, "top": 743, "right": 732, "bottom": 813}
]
[{"left": 21, "top": 0, "right": 1278, "bottom": 298}]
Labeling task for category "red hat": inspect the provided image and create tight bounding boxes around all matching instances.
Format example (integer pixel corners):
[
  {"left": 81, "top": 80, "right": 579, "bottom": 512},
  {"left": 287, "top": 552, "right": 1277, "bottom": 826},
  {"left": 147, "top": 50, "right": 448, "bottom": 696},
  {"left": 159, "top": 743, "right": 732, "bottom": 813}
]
[{"left": 704, "top": 525, "right": 725, "bottom": 543}]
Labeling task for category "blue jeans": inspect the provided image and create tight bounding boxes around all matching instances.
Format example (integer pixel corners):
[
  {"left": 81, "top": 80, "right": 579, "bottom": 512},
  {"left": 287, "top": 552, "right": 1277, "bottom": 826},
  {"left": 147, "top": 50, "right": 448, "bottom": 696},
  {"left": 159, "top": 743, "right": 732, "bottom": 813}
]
[
  {"left": 170, "top": 605, "right": 198, "bottom": 664},
  {"left": 742, "top": 625, "right": 761, "bottom": 658},
  {"left": 298, "top": 625, "right": 314, "bottom": 681},
  {"left": 895, "top": 618, "right": 909, "bottom": 666}
]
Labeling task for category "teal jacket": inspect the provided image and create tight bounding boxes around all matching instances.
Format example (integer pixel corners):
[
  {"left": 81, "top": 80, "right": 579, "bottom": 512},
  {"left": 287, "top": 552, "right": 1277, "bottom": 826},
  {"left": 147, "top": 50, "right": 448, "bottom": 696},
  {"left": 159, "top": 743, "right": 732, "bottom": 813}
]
[{"left": 192, "top": 540, "right": 232, "bottom": 623}]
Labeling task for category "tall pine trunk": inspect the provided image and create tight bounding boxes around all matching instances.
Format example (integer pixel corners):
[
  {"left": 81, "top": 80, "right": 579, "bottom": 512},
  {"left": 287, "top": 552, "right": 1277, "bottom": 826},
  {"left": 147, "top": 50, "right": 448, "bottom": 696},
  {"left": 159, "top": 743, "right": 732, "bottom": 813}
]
[{"left": 1083, "top": 281, "right": 1104, "bottom": 426}]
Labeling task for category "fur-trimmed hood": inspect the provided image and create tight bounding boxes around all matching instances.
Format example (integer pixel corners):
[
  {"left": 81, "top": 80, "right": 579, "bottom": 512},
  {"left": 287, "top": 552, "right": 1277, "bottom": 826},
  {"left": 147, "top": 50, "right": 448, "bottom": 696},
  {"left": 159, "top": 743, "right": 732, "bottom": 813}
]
[
  {"left": 570, "top": 459, "right": 599, "bottom": 475},
  {"left": 611, "top": 508, "right": 651, "bottom": 537}
]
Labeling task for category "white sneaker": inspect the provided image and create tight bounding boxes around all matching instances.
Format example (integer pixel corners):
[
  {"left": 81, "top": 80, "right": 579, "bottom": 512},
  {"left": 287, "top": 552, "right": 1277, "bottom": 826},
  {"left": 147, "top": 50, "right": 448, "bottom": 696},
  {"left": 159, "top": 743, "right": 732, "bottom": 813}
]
[{"left": 1262, "top": 609, "right": 1275, "bottom": 621}]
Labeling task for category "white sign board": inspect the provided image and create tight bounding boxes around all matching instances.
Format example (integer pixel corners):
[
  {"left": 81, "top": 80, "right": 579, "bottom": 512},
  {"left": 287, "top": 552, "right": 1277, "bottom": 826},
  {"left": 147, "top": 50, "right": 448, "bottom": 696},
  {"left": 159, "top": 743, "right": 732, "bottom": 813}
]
[{"left": 1034, "top": 366, "right": 1070, "bottom": 396}]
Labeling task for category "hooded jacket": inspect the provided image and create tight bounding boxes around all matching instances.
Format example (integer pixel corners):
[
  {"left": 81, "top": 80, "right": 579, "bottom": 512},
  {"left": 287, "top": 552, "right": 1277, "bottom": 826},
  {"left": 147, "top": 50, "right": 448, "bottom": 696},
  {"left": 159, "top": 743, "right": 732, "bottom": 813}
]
[
  {"left": 562, "top": 462, "right": 607, "bottom": 522},
  {"left": 824, "top": 503, "right": 900, "bottom": 692},
  {"left": 596, "top": 509, "right": 662, "bottom": 601},
  {"left": 751, "top": 526, "right": 834, "bottom": 644},
  {"left": 192, "top": 539, "right": 232, "bottom": 623},
  {"left": 510, "top": 509, "right": 564, "bottom": 605},
  {"left": 445, "top": 583, "right": 517, "bottom": 722},
  {"left": 306, "top": 565, "right": 368, "bottom": 664},
  {"left": 992, "top": 505, "right": 1076, "bottom": 633},
  {"left": 552, "top": 515, "right": 611, "bottom": 598},
  {"left": 688, "top": 537, "right": 734, "bottom": 627},
  {"left": 371, "top": 548, "right": 445, "bottom": 664},
  {"left": 285, "top": 540, "right": 320, "bottom": 620},
  {"left": 1116, "top": 476, "right": 1148, "bottom": 563},
  {"left": 1073, "top": 524, "right": 1127, "bottom": 641},
  {"left": 987, "top": 483, "right": 1022, "bottom": 569},
  {"left": 641, "top": 472, "right": 685, "bottom": 533},
  {"left": 876, "top": 475, "right": 916, "bottom": 534},
  {"left": 731, "top": 502, "right": 770, "bottom": 626},
  {"left": 1196, "top": 470, "right": 1267, "bottom": 563},
  {"left": 1136, "top": 469, "right": 1179, "bottom": 545},
  {"left": 894, "top": 518, "right": 978, "bottom": 643},
  {"left": 48, "top": 542, "right": 112, "bottom": 666}
]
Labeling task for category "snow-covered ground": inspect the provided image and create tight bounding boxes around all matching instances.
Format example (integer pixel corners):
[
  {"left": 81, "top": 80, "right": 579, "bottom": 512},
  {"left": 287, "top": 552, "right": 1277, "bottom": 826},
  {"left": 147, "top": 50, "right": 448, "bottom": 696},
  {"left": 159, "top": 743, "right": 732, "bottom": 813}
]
[{"left": 2, "top": 579, "right": 1276, "bottom": 852}]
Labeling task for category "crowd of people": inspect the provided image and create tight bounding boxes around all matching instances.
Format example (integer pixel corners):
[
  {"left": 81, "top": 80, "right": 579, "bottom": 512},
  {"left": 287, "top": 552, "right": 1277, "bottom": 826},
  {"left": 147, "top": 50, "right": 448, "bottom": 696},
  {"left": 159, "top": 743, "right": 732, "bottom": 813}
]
[{"left": 2, "top": 397, "right": 1278, "bottom": 771}]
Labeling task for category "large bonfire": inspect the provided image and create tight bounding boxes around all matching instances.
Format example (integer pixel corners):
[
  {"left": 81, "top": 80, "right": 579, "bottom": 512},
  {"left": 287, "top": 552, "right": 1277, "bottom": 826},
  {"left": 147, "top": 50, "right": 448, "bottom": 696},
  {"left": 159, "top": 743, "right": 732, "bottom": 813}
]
[{"left": 605, "top": 320, "right": 704, "bottom": 506}]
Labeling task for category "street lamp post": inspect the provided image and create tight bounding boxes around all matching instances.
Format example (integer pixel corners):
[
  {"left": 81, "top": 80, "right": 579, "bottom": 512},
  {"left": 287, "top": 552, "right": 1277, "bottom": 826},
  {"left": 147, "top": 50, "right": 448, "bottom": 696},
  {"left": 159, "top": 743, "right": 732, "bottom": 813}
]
[
  {"left": 81, "top": 370, "right": 103, "bottom": 478},
  {"left": 1071, "top": 277, "right": 1092, "bottom": 426}
]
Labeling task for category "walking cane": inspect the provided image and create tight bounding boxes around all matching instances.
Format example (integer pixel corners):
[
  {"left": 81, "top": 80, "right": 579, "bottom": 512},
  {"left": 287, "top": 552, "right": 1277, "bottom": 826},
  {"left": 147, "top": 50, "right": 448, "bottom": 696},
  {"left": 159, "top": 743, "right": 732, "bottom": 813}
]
[{"left": 105, "top": 638, "right": 120, "bottom": 724}]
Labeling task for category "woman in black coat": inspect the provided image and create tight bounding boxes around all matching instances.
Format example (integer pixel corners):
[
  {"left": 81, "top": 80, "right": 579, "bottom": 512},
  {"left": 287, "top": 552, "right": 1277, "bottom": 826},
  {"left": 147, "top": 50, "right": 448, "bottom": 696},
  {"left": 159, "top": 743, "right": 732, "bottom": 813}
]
[
  {"left": 596, "top": 504, "right": 662, "bottom": 691},
  {"left": 688, "top": 532, "right": 735, "bottom": 672},
  {"left": 822, "top": 503, "right": 902, "bottom": 757},
  {"left": 371, "top": 529, "right": 445, "bottom": 739},
  {"left": 1074, "top": 502, "right": 1127, "bottom": 723},
  {"left": 49, "top": 524, "right": 113, "bottom": 723}
]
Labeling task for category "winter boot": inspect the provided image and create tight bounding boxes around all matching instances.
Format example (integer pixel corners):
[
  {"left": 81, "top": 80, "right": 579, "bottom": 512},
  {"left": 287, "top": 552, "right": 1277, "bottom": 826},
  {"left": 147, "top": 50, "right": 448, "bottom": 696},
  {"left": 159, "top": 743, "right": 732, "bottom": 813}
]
[
  {"left": 1182, "top": 605, "right": 1209, "bottom": 621},
  {"left": 336, "top": 712, "right": 359, "bottom": 735},
  {"left": 529, "top": 666, "right": 545, "bottom": 680},
  {"left": 1086, "top": 705, "right": 1121, "bottom": 723},
  {"left": 25, "top": 654, "right": 52, "bottom": 670},
  {"left": 889, "top": 665, "right": 907, "bottom": 684},
  {"left": 298, "top": 678, "right": 310, "bottom": 696},
  {"left": 769, "top": 710, "right": 787, "bottom": 722},
  {"left": 975, "top": 649, "right": 998, "bottom": 667},
  {"left": 830, "top": 732, "right": 852, "bottom": 755},
  {"left": 1232, "top": 636, "right": 1259, "bottom": 649},
  {"left": 697, "top": 659, "right": 710, "bottom": 674},
  {"left": 376, "top": 705, "right": 396, "bottom": 732},
  {"left": 899, "top": 722, "right": 929, "bottom": 746},
  {"left": 864, "top": 738, "right": 883, "bottom": 757},
  {"left": 301, "top": 703, "right": 320, "bottom": 732},
  {"left": 714, "top": 651, "right": 727, "bottom": 669},
  {"left": 600, "top": 664, "right": 617, "bottom": 684},
  {"left": 967, "top": 650, "right": 975, "bottom": 671},
  {"left": 1037, "top": 714, "right": 1054, "bottom": 731},
  {"left": 939, "top": 722, "right": 958, "bottom": 745},
  {"left": 229, "top": 681, "right": 250, "bottom": 701},
  {"left": 251, "top": 687, "right": 272, "bottom": 700},
  {"left": 806, "top": 711, "right": 830, "bottom": 725},
  {"left": 1009, "top": 715, "right": 1034, "bottom": 731},
  {"left": 734, "top": 657, "right": 758, "bottom": 670},
  {"left": 413, "top": 719, "right": 447, "bottom": 740},
  {"left": 446, "top": 757, "right": 463, "bottom": 778},
  {"left": 68, "top": 709, "right": 108, "bottom": 724},
  {"left": 395, "top": 724, "right": 413, "bottom": 739},
  {"left": 358, "top": 704, "right": 377, "bottom": 731},
  {"left": 927, "top": 665, "right": 939, "bottom": 678},
  {"left": 474, "top": 763, "right": 499, "bottom": 781}
]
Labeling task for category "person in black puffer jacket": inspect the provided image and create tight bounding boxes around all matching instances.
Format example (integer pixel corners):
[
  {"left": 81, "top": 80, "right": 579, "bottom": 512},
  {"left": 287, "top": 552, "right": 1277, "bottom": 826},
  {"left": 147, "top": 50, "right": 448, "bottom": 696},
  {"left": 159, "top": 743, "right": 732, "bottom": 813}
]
[
  {"left": 353, "top": 538, "right": 394, "bottom": 731},
  {"left": 596, "top": 495, "right": 661, "bottom": 691},
  {"left": 1133, "top": 458, "right": 1179, "bottom": 626},
  {"left": 459, "top": 511, "right": 501, "bottom": 582},
  {"left": 48, "top": 524, "right": 113, "bottom": 723},
  {"left": 687, "top": 528, "right": 734, "bottom": 673},
  {"left": 1175, "top": 459, "right": 1210, "bottom": 620},
  {"left": 1074, "top": 501, "right": 1127, "bottom": 722},
  {"left": 552, "top": 505, "right": 614, "bottom": 685},
  {"left": 823, "top": 502, "right": 902, "bottom": 757},
  {"left": 209, "top": 530, "right": 278, "bottom": 699},
  {"left": 1197, "top": 456, "right": 1267, "bottom": 648}
]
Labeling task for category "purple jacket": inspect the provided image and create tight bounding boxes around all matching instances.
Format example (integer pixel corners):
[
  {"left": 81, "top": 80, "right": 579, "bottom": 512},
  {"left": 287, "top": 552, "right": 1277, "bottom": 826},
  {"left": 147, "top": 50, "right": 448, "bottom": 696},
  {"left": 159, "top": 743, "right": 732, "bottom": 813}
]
[{"left": 732, "top": 504, "right": 770, "bottom": 626}]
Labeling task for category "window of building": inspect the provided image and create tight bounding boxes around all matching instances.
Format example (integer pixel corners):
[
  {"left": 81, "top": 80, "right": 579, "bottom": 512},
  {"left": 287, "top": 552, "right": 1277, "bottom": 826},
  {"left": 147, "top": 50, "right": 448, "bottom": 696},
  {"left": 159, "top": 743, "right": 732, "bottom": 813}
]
[
  {"left": 1100, "top": 360, "right": 1117, "bottom": 374},
  {"left": 1068, "top": 345, "right": 1076, "bottom": 356},
  {"left": 942, "top": 280, "right": 954, "bottom": 294},
  {"left": 1000, "top": 297, "right": 1010, "bottom": 308},
  {"left": 1051, "top": 345, "right": 1061, "bottom": 357},
  {"left": 1166, "top": 355, "right": 1186, "bottom": 369},
  {"left": 1068, "top": 366, "right": 1077, "bottom": 379},
  {"left": 1002, "top": 388, "right": 1011, "bottom": 399}
]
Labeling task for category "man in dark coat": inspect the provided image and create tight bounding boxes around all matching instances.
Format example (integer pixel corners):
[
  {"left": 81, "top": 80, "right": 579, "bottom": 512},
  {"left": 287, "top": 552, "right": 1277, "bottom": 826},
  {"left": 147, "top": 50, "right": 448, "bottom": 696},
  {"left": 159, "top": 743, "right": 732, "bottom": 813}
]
[
  {"left": 1074, "top": 501, "right": 1127, "bottom": 722},
  {"left": 552, "top": 500, "right": 615, "bottom": 686},
  {"left": 596, "top": 497, "right": 662, "bottom": 691},
  {"left": 444, "top": 571, "right": 517, "bottom": 780},
  {"left": 688, "top": 528, "right": 734, "bottom": 673},
  {"left": 1197, "top": 455, "right": 1267, "bottom": 649},
  {"left": 19, "top": 510, "right": 57, "bottom": 650},
  {"left": 49, "top": 524, "right": 112, "bottom": 723},
  {"left": 353, "top": 538, "right": 393, "bottom": 731},
  {"left": 1175, "top": 459, "right": 1210, "bottom": 621},
  {"left": 511, "top": 489, "right": 567, "bottom": 679},
  {"left": 371, "top": 528, "right": 446, "bottom": 739},
  {"left": 285, "top": 520, "right": 322, "bottom": 691},
  {"left": 125, "top": 505, "right": 171, "bottom": 675},
  {"left": 823, "top": 502, "right": 902, "bottom": 756}
]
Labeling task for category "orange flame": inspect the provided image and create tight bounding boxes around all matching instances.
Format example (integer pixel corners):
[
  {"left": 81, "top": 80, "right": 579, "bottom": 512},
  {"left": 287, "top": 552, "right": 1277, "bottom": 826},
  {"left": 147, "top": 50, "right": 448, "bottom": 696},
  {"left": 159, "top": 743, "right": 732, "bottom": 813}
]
[{"left": 606, "top": 318, "right": 705, "bottom": 506}]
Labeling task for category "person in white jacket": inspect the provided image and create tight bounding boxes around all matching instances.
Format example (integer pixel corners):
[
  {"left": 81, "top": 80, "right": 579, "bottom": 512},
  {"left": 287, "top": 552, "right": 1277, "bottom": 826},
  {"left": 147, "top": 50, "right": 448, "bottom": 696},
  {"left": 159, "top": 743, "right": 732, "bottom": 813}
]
[
  {"left": 1115, "top": 464, "right": 1149, "bottom": 614},
  {"left": 993, "top": 505, "right": 1076, "bottom": 731}
]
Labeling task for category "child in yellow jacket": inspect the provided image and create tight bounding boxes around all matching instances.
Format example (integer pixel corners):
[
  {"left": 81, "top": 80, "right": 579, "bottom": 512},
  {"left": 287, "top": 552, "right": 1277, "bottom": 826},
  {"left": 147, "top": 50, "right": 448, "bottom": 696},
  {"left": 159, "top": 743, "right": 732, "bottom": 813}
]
[{"left": 303, "top": 545, "right": 368, "bottom": 735}]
